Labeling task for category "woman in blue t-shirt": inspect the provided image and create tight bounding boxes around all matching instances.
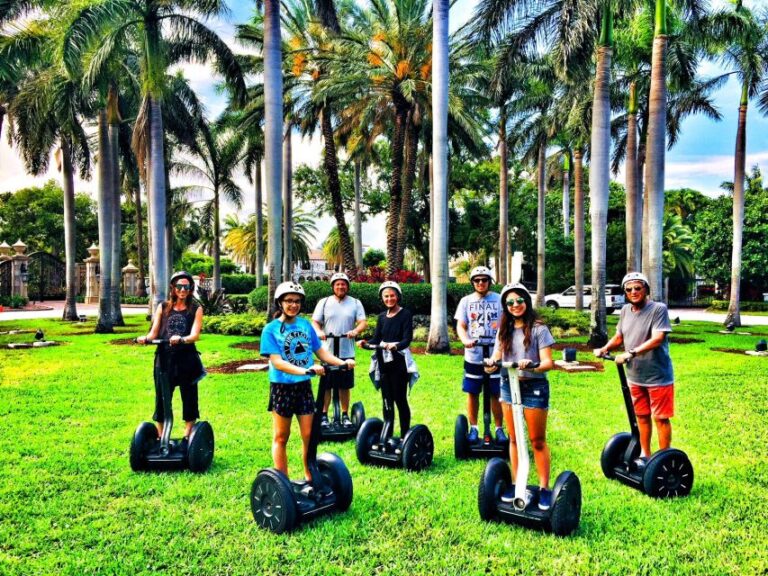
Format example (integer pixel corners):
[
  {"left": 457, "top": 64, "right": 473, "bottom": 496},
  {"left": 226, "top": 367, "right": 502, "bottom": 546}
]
[
  {"left": 485, "top": 283, "right": 555, "bottom": 510},
  {"left": 260, "top": 282, "right": 354, "bottom": 482}
]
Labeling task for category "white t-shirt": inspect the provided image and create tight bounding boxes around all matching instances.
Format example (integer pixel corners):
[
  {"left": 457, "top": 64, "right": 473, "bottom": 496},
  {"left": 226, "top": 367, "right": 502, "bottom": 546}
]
[
  {"left": 454, "top": 291, "right": 502, "bottom": 364},
  {"left": 312, "top": 295, "right": 366, "bottom": 358}
]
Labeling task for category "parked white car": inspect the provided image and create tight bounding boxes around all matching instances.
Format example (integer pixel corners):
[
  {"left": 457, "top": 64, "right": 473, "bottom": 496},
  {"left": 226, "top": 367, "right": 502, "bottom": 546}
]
[{"left": 544, "top": 284, "right": 625, "bottom": 314}]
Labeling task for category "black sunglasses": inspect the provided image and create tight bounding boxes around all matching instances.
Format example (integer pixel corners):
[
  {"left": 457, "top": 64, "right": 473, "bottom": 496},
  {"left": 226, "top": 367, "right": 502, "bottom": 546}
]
[
  {"left": 472, "top": 277, "right": 490, "bottom": 283},
  {"left": 174, "top": 284, "right": 191, "bottom": 291},
  {"left": 506, "top": 297, "right": 526, "bottom": 306},
  {"left": 625, "top": 286, "right": 644, "bottom": 293}
]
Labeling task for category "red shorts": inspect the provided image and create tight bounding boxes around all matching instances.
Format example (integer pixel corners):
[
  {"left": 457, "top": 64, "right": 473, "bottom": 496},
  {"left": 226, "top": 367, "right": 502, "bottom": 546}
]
[{"left": 628, "top": 383, "right": 674, "bottom": 419}]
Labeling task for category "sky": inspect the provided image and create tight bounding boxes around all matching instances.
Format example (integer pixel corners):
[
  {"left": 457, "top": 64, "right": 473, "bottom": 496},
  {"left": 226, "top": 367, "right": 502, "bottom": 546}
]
[{"left": 2, "top": 0, "right": 768, "bottom": 252}]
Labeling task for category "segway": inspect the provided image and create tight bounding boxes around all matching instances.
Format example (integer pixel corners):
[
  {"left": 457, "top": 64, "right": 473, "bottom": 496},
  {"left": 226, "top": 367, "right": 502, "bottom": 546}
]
[
  {"left": 355, "top": 342, "right": 434, "bottom": 472},
  {"left": 251, "top": 364, "right": 353, "bottom": 534},
  {"left": 478, "top": 361, "right": 581, "bottom": 536},
  {"left": 129, "top": 339, "right": 214, "bottom": 473},
  {"left": 455, "top": 338, "right": 508, "bottom": 459},
  {"left": 598, "top": 354, "right": 694, "bottom": 498},
  {"left": 320, "top": 333, "right": 365, "bottom": 441}
]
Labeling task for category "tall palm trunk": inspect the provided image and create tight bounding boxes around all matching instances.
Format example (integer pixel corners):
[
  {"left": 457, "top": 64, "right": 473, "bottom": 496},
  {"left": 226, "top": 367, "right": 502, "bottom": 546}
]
[
  {"left": 645, "top": 6, "right": 668, "bottom": 301},
  {"left": 536, "top": 143, "right": 546, "bottom": 307},
  {"left": 95, "top": 109, "right": 114, "bottom": 333},
  {"left": 725, "top": 83, "right": 748, "bottom": 327},
  {"left": 588, "top": 21, "right": 612, "bottom": 348},
  {"left": 396, "top": 112, "right": 420, "bottom": 272},
  {"left": 134, "top": 182, "right": 146, "bottom": 297},
  {"left": 282, "top": 126, "right": 293, "bottom": 281},
  {"left": 386, "top": 101, "right": 408, "bottom": 275},
  {"left": 562, "top": 152, "right": 570, "bottom": 238},
  {"left": 213, "top": 183, "right": 222, "bottom": 291},
  {"left": 626, "top": 81, "right": 642, "bottom": 272},
  {"left": 60, "top": 137, "right": 79, "bottom": 321},
  {"left": 498, "top": 109, "right": 509, "bottom": 284},
  {"left": 573, "top": 147, "right": 585, "bottom": 311},
  {"left": 108, "top": 87, "right": 124, "bottom": 326},
  {"left": 264, "top": 0, "right": 283, "bottom": 314},
  {"left": 353, "top": 160, "right": 364, "bottom": 269},
  {"left": 255, "top": 159, "right": 264, "bottom": 287},
  {"left": 148, "top": 97, "right": 168, "bottom": 308},
  {"left": 427, "top": 0, "right": 449, "bottom": 352}
]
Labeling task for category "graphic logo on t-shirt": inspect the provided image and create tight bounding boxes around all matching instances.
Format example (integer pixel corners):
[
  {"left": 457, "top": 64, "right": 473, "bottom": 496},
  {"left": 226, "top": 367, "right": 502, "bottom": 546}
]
[
  {"left": 468, "top": 300, "right": 500, "bottom": 339},
  {"left": 283, "top": 330, "right": 313, "bottom": 368},
  {"left": 166, "top": 313, "right": 187, "bottom": 337}
]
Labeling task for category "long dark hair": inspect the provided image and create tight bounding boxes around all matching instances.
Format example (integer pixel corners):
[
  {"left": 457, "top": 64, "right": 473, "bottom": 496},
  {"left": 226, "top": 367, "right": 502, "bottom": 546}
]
[
  {"left": 497, "top": 289, "right": 543, "bottom": 354},
  {"left": 163, "top": 282, "right": 192, "bottom": 318}
]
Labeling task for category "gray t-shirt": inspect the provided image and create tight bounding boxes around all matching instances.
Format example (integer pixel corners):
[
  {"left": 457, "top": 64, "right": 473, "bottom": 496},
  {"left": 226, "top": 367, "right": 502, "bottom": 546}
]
[
  {"left": 312, "top": 295, "right": 366, "bottom": 358},
  {"left": 616, "top": 300, "right": 674, "bottom": 387},
  {"left": 454, "top": 291, "right": 502, "bottom": 363},
  {"left": 493, "top": 323, "right": 555, "bottom": 380}
]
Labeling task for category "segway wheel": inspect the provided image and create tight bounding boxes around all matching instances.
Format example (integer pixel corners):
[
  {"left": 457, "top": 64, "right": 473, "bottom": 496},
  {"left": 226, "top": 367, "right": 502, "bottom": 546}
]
[
  {"left": 317, "top": 452, "right": 353, "bottom": 511},
  {"left": 478, "top": 457, "right": 511, "bottom": 521},
  {"left": 402, "top": 425, "right": 434, "bottom": 472},
  {"left": 454, "top": 414, "right": 470, "bottom": 460},
  {"left": 355, "top": 418, "right": 383, "bottom": 464},
  {"left": 187, "top": 421, "right": 215, "bottom": 473},
  {"left": 130, "top": 422, "right": 159, "bottom": 471},
  {"left": 600, "top": 432, "right": 633, "bottom": 479},
  {"left": 251, "top": 469, "right": 298, "bottom": 534},
  {"left": 549, "top": 471, "right": 582, "bottom": 537},
  {"left": 642, "top": 449, "right": 694, "bottom": 498},
  {"left": 351, "top": 401, "right": 366, "bottom": 430}
]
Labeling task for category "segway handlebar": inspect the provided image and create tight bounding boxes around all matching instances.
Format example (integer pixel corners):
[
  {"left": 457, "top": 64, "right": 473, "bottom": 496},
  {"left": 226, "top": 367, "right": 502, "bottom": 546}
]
[
  {"left": 485, "top": 360, "right": 541, "bottom": 370},
  {"left": 325, "top": 332, "right": 355, "bottom": 340},
  {"left": 134, "top": 338, "right": 170, "bottom": 345},
  {"left": 360, "top": 341, "right": 389, "bottom": 350},
  {"left": 305, "top": 363, "right": 353, "bottom": 376},
  {"left": 595, "top": 352, "right": 631, "bottom": 365}
]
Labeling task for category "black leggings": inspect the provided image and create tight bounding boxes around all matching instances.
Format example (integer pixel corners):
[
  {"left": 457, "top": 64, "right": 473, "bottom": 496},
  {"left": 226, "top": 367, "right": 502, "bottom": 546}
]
[{"left": 380, "top": 361, "right": 410, "bottom": 438}]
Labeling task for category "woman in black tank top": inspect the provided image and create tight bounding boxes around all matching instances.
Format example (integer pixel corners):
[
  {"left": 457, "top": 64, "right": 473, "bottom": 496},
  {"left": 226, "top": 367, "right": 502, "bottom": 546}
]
[{"left": 137, "top": 271, "right": 205, "bottom": 440}]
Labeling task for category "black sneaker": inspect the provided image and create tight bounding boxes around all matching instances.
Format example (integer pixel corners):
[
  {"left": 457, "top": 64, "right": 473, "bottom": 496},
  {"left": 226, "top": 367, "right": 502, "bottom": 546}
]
[
  {"left": 341, "top": 413, "right": 353, "bottom": 428},
  {"left": 633, "top": 456, "right": 649, "bottom": 472},
  {"left": 320, "top": 415, "right": 330, "bottom": 429}
]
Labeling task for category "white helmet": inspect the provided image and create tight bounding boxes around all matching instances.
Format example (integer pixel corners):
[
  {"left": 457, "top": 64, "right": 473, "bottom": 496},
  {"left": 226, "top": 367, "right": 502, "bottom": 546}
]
[
  {"left": 274, "top": 281, "right": 305, "bottom": 305},
  {"left": 470, "top": 266, "right": 494, "bottom": 283},
  {"left": 500, "top": 282, "right": 532, "bottom": 304},
  {"left": 378, "top": 280, "right": 402, "bottom": 299},
  {"left": 330, "top": 272, "right": 350, "bottom": 287},
  {"left": 622, "top": 272, "right": 650, "bottom": 291}
]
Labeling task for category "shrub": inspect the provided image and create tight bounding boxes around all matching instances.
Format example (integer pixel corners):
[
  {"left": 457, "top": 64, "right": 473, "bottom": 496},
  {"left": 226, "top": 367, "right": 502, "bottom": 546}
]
[
  {"left": 0, "top": 295, "right": 28, "bottom": 308},
  {"left": 177, "top": 252, "right": 238, "bottom": 276},
  {"left": 222, "top": 274, "right": 260, "bottom": 294},
  {"left": 204, "top": 313, "right": 268, "bottom": 336},
  {"left": 537, "top": 308, "right": 590, "bottom": 334},
  {"left": 228, "top": 294, "right": 250, "bottom": 313},
  {"left": 709, "top": 299, "right": 768, "bottom": 312},
  {"left": 121, "top": 296, "right": 149, "bottom": 305}
]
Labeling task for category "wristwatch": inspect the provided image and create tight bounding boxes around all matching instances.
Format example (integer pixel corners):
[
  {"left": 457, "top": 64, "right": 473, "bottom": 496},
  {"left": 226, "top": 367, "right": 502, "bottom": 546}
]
[{"left": 628, "top": 348, "right": 637, "bottom": 357}]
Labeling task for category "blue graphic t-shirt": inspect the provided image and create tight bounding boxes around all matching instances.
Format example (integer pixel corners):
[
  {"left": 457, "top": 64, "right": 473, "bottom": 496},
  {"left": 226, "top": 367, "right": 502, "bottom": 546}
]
[{"left": 260, "top": 316, "right": 322, "bottom": 384}]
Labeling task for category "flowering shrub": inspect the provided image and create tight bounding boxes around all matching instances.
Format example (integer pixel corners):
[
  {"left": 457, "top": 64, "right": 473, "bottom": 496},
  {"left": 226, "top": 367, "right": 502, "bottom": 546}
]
[{"left": 349, "top": 267, "right": 423, "bottom": 284}]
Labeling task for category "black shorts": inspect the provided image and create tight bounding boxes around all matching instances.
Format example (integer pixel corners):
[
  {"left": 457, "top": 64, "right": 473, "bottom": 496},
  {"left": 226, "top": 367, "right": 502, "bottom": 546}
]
[
  {"left": 320, "top": 363, "right": 355, "bottom": 391},
  {"left": 268, "top": 380, "right": 315, "bottom": 418},
  {"left": 153, "top": 379, "right": 200, "bottom": 423}
]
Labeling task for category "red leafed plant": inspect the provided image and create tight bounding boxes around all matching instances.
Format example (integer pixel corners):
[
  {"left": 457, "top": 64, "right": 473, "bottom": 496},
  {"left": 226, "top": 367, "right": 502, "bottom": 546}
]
[{"left": 349, "top": 266, "right": 422, "bottom": 284}]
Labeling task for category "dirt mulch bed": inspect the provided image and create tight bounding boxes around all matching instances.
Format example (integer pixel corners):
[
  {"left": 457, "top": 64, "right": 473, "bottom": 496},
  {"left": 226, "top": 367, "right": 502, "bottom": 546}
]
[
  {"left": 711, "top": 347, "right": 754, "bottom": 356},
  {"left": 231, "top": 341, "right": 260, "bottom": 351},
  {"left": 207, "top": 360, "right": 269, "bottom": 374},
  {"left": 550, "top": 342, "right": 592, "bottom": 352},
  {"left": 552, "top": 360, "right": 604, "bottom": 372},
  {"left": 110, "top": 338, "right": 137, "bottom": 345},
  {"left": 409, "top": 345, "right": 463, "bottom": 355},
  {"left": 668, "top": 336, "right": 705, "bottom": 344}
]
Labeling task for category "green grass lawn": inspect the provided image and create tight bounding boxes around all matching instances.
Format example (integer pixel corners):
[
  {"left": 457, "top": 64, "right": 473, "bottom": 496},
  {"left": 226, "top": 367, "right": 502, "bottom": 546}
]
[{"left": 1, "top": 315, "right": 767, "bottom": 575}]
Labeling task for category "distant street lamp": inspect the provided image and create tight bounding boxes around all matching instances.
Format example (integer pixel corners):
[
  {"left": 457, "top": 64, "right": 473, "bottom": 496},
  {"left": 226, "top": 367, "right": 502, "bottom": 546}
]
[{"left": 20, "top": 263, "right": 28, "bottom": 283}]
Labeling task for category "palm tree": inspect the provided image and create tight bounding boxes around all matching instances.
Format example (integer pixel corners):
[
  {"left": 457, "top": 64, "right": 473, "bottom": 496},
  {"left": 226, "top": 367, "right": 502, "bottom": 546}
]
[
  {"left": 662, "top": 211, "right": 694, "bottom": 300},
  {"left": 427, "top": 0, "right": 450, "bottom": 352}
]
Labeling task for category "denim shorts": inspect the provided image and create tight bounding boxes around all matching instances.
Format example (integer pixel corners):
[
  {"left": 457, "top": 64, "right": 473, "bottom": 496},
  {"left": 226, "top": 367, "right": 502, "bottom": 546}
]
[{"left": 500, "top": 376, "right": 550, "bottom": 410}]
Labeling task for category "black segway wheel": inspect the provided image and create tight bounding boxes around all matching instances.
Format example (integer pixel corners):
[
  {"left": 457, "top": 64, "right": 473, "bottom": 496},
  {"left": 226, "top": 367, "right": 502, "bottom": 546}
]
[
  {"left": 402, "top": 425, "right": 434, "bottom": 472},
  {"left": 478, "top": 457, "right": 511, "bottom": 521},
  {"left": 549, "top": 471, "right": 582, "bottom": 536},
  {"left": 355, "top": 418, "right": 383, "bottom": 464},
  {"left": 642, "top": 449, "right": 694, "bottom": 498},
  {"left": 317, "top": 452, "right": 353, "bottom": 511},
  {"left": 130, "top": 422, "right": 159, "bottom": 471},
  {"left": 351, "top": 401, "right": 366, "bottom": 430},
  {"left": 187, "top": 421, "right": 214, "bottom": 473},
  {"left": 454, "top": 414, "right": 470, "bottom": 459},
  {"left": 600, "top": 432, "right": 633, "bottom": 479},
  {"left": 251, "top": 469, "right": 298, "bottom": 534}
]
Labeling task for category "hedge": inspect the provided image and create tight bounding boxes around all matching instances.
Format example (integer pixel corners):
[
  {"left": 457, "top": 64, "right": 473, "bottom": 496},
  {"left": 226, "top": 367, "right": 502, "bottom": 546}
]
[
  {"left": 203, "top": 313, "right": 268, "bottom": 336},
  {"left": 708, "top": 299, "right": 768, "bottom": 312},
  {"left": 221, "top": 274, "right": 267, "bottom": 295}
]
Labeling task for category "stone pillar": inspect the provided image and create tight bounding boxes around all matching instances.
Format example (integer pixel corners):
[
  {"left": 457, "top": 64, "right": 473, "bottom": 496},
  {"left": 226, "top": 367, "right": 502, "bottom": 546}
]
[
  {"left": 11, "top": 240, "right": 29, "bottom": 300},
  {"left": 84, "top": 244, "right": 100, "bottom": 304},
  {"left": 0, "top": 241, "right": 11, "bottom": 263},
  {"left": 122, "top": 260, "right": 139, "bottom": 297}
]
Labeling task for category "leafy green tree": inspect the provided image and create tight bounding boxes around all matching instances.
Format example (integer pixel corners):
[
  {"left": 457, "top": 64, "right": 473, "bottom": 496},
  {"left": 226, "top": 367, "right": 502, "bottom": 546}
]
[{"left": 363, "top": 248, "right": 386, "bottom": 268}]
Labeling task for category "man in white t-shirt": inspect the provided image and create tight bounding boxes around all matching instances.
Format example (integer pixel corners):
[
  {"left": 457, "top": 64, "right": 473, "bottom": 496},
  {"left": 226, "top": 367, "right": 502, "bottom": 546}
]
[
  {"left": 454, "top": 266, "right": 506, "bottom": 443},
  {"left": 312, "top": 273, "right": 367, "bottom": 428}
]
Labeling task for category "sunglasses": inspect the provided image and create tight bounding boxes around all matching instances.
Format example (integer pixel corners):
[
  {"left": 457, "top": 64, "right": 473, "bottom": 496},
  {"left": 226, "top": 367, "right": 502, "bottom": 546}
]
[
  {"left": 472, "top": 278, "right": 490, "bottom": 284},
  {"left": 282, "top": 298, "right": 302, "bottom": 305},
  {"left": 625, "top": 286, "right": 644, "bottom": 293},
  {"left": 174, "top": 284, "right": 191, "bottom": 291},
  {"left": 506, "top": 298, "right": 526, "bottom": 306}
]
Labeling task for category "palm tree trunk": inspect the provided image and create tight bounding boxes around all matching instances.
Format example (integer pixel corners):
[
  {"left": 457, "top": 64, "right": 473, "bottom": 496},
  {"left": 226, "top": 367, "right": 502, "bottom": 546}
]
[
  {"left": 588, "top": 38, "right": 612, "bottom": 348},
  {"left": 498, "top": 109, "right": 509, "bottom": 284},
  {"left": 134, "top": 182, "right": 146, "bottom": 297},
  {"left": 109, "top": 117, "right": 124, "bottom": 326},
  {"left": 354, "top": 160, "right": 364, "bottom": 269},
  {"left": 396, "top": 110, "right": 420, "bottom": 272},
  {"left": 573, "top": 147, "right": 585, "bottom": 311},
  {"left": 386, "top": 102, "right": 408, "bottom": 275},
  {"left": 264, "top": 0, "right": 283, "bottom": 314},
  {"left": 60, "top": 137, "right": 79, "bottom": 321},
  {"left": 255, "top": 159, "right": 264, "bottom": 287},
  {"left": 95, "top": 109, "right": 114, "bottom": 333},
  {"left": 645, "top": 26, "right": 668, "bottom": 301},
  {"left": 321, "top": 108, "right": 356, "bottom": 272},
  {"left": 213, "top": 184, "right": 222, "bottom": 291},
  {"left": 626, "top": 81, "right": 642, "bottom": 272},
  {"left": 427, "top": 0, "right": 449, "bottom": 352},
  {"left": 282, "top": 126, "right": 293, "bottom": 281},
  {"left": 536, "top": 143, "right": 546, "bottom": 308},
  {"left": 562, "top": 152, "right": 570, "bottom": 238},
  {"left": 418, "top": 152, "right": 431, "bottom": 282},
  {"left": 726, "top": 88, "right": 748, "bottom": 327},
  {"left": 148, "top": 97, "right": 168, "bottom": 308}
]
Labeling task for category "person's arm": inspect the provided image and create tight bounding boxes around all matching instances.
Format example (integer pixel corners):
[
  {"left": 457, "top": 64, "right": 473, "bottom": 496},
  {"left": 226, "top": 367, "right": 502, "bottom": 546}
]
[
  {"left": 484, "top": 335, "right": 502, "bottom": 373},
  {"left": 137, "top": 304, "right": 164, "bottom": 343},
  {"left": 350, "top": 317, "right": 367, "bottom": 338},
  {"left": 361, "top": 314, "right": 383, "bottom": 346},
  {"left": 456, "top": 320, "right": 475, "bottom": 348},
  {"left": 311, "top": 299, "right": 326, "bottom": 340},
  {"left": 311, "top": 318, "right": 326, "bottom": 340},
  {"left": 595, "top": 332, "right": 623, "bottom": 357},
  {"left": 521, "top": 346, "right": 553, "bottom": 373},
  {"left": 270, "top": 353, "right": 326, "bottom": 376},
  {"left": 316, "top": 346, "right": 355, "bottom": 368},
  {"left": 182, "top": 306, "right": 204, "bottom": 344},
  {"left": 394, "top": 310, "right": 413, "bottom": 351}
]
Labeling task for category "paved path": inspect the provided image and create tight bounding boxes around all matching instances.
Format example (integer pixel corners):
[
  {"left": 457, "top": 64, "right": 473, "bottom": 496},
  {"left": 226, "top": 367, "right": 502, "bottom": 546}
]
[{"left": 0, "top": 301, "right": 148, "bottom": 322}]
